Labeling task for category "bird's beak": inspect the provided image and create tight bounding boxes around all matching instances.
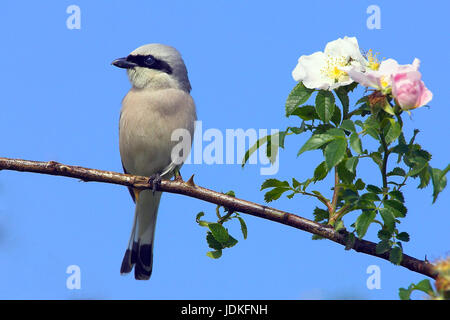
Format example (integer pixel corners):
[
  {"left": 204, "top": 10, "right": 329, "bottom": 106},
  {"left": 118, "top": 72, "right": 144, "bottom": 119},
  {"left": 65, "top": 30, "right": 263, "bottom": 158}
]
[{"left": 111, "top": 57, "right": 137, "bottom": 69}]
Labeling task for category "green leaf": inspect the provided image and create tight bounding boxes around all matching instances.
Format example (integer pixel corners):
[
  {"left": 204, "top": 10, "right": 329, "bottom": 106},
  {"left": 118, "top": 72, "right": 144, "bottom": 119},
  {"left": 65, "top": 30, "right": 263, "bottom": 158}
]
[
  {"left": 345, "top": 157, "right": 359, "bottom": 173},
  {"left": 286, "top": 82, "right": 314, "bottom": 116},
  {"left": 340, "top": 120, "right": 356, "bottom": 133},
  {"left": 206, "top": 232, "right": 223, "bottom": 250},
  {"left": 379, "top": 208, "right": 395, "bottom": 233},
  {"left": 377, "top": 229, "right": 392, "bottom": 241},
  {"left": 430, "top": 167, "right": 448, "bottom": 203},
  {"left": 261, "top": 179, "right": 290, "bottom": 190},
  {"left": 206, "top": 250, "right": 222, "bottom": 259},
  {"left": 313, "top": 207, "right": 329, "bottom": 222},
  {"left": 360, "top": 193, "right": 380, "bottom": 201},
  {"left": 389, "top": 246, "right": 403, "bottom": 265},
  {"left": 349, "top": 133, "right": 362, "bottom": 154},
  {"left": 387, "top": 167, "right": 406, "bottom": 177},
  {"left": 397, "top": 232, "right": 410, "bottom": 242},
  {"left": 337, "top": 161, "right": 356, "bottom": 184},
  {"left": 389, "top": 190, "right": 405, "bottom": 203},
  {"left": 297, "top": 134, "right": 335, "bottom": 156},
  {"left": 264, "top": 187, "right": 289, "bottom": 202},
  {"left": 383, "top": 119, "right": 402, "bottom": 145},
  {"left": 369, "top": 152, "right": 383, "bottom": 168},
  {"left": 344, "top": 232, "right": 356, "bottom": 250},
  {"left": 315, "top": 90, "right": 335, "bottom": 123},
  {"left": 313, "top": 161, "right": 328, "bottom": 181},
  {"left": 324, "top": 137, "right": 347, "bottom": 169},
  {"left": 208, "top": 223, "right": 229, "bottom": 243},
  {"left": 223, "top": 234, "right": 238, "bottom": 248},
  {"left": 355, "top": 210, "right": 376, "bottom": 238},
  {"left": 237, "top": 217, "right": 248, "bottom": 240},
  {"left": 366, "top": 185, "right": 382, "bottom": 194},
  {"left": 399, "top": 287, "right": 413, "bottom": 300},
  {"left": 334, "top": 87, "right": 349, "bottom": 115},
  {"left": 290, "top": 105, "right": 318, "bottom": 120},
  {"left": 196, "top": 212, "right": 210, "bottom": 227},
  {"left": 376, "top": 240, "right": 392, "bottom": 254},
  {"left": 355, "top": 178, "right": 365, "bottom": 190},
  {"left": 413, "top": 279, "right": 434, "bottom": 295},
  {"left": 383, "top": 199, "right": 407, "bottom": 217},
  {"left": 331, "top": 105, "right": 342, "bottom": 126}
]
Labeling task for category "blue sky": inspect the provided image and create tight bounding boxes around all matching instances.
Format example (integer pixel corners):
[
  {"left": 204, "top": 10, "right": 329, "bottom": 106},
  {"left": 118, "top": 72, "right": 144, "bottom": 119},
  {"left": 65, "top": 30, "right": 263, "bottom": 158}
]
[{"left": 0, "top": 1, "right": 448, "bottom": 299}]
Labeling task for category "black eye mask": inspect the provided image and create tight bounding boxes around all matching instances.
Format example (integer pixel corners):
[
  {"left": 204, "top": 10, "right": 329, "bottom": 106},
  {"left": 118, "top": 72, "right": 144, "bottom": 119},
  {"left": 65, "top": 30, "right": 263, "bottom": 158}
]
[{"left": 126, "top": 55, "right": 173, "bottom": 75}]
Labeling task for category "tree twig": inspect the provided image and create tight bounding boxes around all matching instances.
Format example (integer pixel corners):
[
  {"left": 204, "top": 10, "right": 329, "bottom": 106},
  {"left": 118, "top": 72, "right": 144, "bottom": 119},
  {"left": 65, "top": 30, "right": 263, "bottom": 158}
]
[{"left": 0, "top": 156, "right": 438, "bottom": 279}]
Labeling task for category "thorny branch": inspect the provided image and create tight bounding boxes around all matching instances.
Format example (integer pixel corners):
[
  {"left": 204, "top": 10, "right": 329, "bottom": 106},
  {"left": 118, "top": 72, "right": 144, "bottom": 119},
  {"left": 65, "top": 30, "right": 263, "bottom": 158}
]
[{"left": 0, "top": 156, "right": 438, "bottom": 279}]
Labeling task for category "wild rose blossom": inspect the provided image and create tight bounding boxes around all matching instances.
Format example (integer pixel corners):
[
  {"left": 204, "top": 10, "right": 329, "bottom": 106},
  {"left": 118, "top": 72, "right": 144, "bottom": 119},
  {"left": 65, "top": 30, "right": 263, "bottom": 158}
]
[
  {"left": 292, "top": 36, "right": 367, "bottom": 90},
  {"left": 391, "top": 70, "right": 433, "bottom": 110}
]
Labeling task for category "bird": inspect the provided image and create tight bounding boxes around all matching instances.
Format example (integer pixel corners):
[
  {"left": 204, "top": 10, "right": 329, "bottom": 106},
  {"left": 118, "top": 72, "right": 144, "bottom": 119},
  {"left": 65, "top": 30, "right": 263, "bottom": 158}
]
[{"left": 112, "top": 44, "right": 196, "bottom": 280}]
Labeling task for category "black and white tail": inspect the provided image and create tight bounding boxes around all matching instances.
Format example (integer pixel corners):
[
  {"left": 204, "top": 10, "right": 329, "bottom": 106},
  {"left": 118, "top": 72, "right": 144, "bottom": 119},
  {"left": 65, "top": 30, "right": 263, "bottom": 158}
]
[{"left": 120, "top": 190, "right": 162, "bottom": 280}]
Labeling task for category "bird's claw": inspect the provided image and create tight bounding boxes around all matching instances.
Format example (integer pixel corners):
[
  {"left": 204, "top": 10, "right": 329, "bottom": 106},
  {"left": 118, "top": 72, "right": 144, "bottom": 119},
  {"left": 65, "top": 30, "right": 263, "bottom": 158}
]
[{"left": 148, "top": 173, "right": 162, "bottom": 195}]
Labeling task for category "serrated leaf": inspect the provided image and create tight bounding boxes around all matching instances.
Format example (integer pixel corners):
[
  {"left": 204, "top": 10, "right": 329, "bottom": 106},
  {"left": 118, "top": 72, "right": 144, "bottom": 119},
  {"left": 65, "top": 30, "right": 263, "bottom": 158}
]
[
  {"left": 430, "top": 167, "right": 448, "bottom": 203},
  {"left": 237, "top": 217, "right": 248, "bottom": 240},
  {"left": 355, "top": 210, "right": 376, "bottom": 238},
  {"left": 379, "top": 208, "right": 396, "bottom": 233},
  {"left": 397, "top": 232, "right": 410, "bottom": 242},
  {"left": 313, "top": 207, "right": 329, "bottom": 222},
  {"left": 413, "top": 279, "right": 434, "bottom": 295},
  {"left": 389, "top": 246, "right": 403, "bottom": 265},
  {"left": 355, "top": 178, "right": 365, "bottom": 190},
  {"left": 315, "top": 90, "right": 335, "bottom": 123},
  {"left": 399, "top": 287, "right": 412, "bottom": 300},
  {"left": 387, "top": 167, "right": 406, "bottom": 177},
  {"left": 286, "top": 82, "right": 314, "bottom": 116},
  {"left": 223, "top": 234, "right": 238, "bottom": 248},
  {"left": 206, "top": 232, "right": 223, "bottom": 250},
  {"left": 376, "top": 240, "right": 391, "bottom": 254},
  {"left": 377, "top": 229, "right": 392, "bottom": 240},
  {"left": 206, "top": 250, "right": 222, "bottom": 259},
  {"left": 297, "top": 134, "right": 336, "bottom": 156},
  {"left": 345, "top": 157, "right": 359, "bottom": 173},
  {"left": 383, "top": 119, "right": 402, "bottom": 145},
  {"left": 331, "top": 105, "right": 342, "bottom": 126},
  {"left": 313, "top": 161, "right": 328, "bottom": 181},
  {"left": 340, "top": 120, "right": 356, "bottom": 133},
  {"left": 261, "top": 179, "right": 290, "bottom": 190},
  {"left": 383, "top": 199, "right": 407, "bottom": 217},
  {"left": 290, "top": 105, "right": 318, "bottom": 120},
  {"left": 360, "top": 193, "right": 380, "bottom": 201},
  {"left": 334, "top": 87, "right": 349, "bottom": 115},
  {"left": 324, "top": 137, "right": 347, "bottom": 169},
  {"left": 208, "top": 223, "right": 229, "bottom": 243},
  {"left": 264, "top": 187, "right": 289, "bottom": 202},
  {"left": 389, "top": 190, "right": 405, "bottom": 203},
  {"left": 337, "top": 161, "right": 356, "bottom": 184},
  {"left": 366, "top": 184, "right": 382, "bottom": 194},
  {"left": 349, "top": 133, "right": 362, "bottom": 154},
  {"left": 345, "top": 232, "right": 356, "bottom": 250}
]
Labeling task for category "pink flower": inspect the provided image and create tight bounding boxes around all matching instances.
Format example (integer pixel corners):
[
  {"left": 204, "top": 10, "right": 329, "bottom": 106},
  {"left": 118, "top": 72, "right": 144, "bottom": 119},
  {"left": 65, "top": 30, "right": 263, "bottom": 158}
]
[{"left": 391, "top": 71, "right": 432, "bottom": 110}]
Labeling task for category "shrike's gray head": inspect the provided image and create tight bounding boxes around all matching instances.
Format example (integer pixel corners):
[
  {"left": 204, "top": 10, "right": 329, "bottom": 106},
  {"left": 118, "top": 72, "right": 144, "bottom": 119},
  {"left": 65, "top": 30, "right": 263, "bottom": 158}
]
[{"left": 112, "top": 44, "right": 191, "bottom": 92}]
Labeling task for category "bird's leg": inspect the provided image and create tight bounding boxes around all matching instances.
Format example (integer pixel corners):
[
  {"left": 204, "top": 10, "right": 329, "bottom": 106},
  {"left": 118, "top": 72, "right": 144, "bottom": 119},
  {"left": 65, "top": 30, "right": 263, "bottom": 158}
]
[
  {"left": 174, "top": 168, "right": 183, "bottom": 182},
  {"left": 148, "top": 173, "right": 162, "bottom": 194}
]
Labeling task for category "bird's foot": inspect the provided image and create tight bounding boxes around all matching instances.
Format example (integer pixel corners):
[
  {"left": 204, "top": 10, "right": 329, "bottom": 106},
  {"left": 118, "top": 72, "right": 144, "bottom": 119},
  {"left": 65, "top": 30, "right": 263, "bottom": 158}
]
[{"left": 148, "top": 173, "right": 162, "bottom": 195}]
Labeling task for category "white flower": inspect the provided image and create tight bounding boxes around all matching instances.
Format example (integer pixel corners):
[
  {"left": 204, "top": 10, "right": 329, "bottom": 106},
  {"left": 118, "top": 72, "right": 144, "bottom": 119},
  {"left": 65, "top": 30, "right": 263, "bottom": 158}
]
[{"left": 292, "top": 36, "right": 367, "bottom": 90}]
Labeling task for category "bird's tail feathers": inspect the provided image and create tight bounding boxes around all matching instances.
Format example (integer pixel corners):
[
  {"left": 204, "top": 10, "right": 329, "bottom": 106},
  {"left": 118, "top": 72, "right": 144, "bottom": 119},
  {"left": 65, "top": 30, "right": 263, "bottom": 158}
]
[{"left": 120, "top": 190, "right": 162, "bottom": 280}]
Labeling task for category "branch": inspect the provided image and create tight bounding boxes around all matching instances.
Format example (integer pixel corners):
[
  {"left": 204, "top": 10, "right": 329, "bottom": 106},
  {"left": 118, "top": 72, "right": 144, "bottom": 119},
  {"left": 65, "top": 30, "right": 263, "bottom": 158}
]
[{"left": 0, "top": 156, "right": 438, "bottom": 279}]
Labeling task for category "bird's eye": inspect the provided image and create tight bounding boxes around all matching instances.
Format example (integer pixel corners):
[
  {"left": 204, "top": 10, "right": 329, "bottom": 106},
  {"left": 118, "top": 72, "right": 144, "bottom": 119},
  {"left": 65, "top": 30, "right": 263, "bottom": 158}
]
[{"left": 145, "top": 56, "right": 155, "bottom": 66}]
